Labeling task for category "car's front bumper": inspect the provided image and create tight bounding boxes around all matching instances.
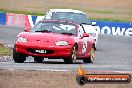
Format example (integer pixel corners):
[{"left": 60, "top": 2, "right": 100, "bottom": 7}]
[{"left": 15, "top": 42, "right": 72, "bottom": 58}]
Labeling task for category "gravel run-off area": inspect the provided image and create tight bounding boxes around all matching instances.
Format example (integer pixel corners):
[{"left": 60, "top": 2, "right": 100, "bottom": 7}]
[{"left": 0, "top": 69, "right": 131, "bottom": 88}]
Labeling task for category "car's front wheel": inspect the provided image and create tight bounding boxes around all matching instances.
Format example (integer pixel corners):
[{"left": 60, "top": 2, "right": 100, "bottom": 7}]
[
  {"left": 34, "top": 57, "right": 44, "bottom": 63},
  {"left": 13, "top": 47, "right": 26, "bottom": 63},
  {"left": 83, "top": 45, "right": 94, "bottom": 63},
  {"left": 64, "top": 46, "right": 77, "bottom": 64}
]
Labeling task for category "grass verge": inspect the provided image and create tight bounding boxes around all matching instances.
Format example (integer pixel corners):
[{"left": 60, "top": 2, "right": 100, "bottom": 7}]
[
  {"left": 0, "top": 9, "right": 130, "bottom": 22},
  {"left": 0, "top": 43, "right": 12, "bottom": 56},
  {"left": 0, "top": 9, "right": 44, "bottom": 16},
  {"left": 91, "top": 17, "right": 130, "bottom": 22}
]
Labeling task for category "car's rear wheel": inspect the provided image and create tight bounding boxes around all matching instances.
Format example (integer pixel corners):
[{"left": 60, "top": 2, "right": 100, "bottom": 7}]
[
  {"left": 64, "top": 46, "right": 77, "bottom": 64},
  {"left": 13, "top": 47, "right": 26, "bottom": 63},
  {"left": 34, "top": 57, "right": 44, "bottom": 63},
  {"left": 83, "top": 45, "right": 94, "bottom": 63}
]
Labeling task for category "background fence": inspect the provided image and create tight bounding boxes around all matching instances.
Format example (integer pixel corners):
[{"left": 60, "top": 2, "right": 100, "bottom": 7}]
[{"left": 0, "top": 0, "right": 132, "bottom": 22}]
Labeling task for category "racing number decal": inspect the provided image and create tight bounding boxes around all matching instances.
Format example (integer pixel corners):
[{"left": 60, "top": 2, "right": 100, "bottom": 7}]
[
  {"left": 82, "top": 42, "right": 87, "bottom": 52},
  {"left": 78, "top": 25, "right": 89, "bottom": 53},
  {"left": 82, "top": 37, "right": 89, "bottom": 53}
]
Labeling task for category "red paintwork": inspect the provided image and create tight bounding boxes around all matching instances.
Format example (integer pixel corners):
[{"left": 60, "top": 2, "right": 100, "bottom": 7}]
[{"left": 15, "top": 20, "right": 94, "bottom": 59}]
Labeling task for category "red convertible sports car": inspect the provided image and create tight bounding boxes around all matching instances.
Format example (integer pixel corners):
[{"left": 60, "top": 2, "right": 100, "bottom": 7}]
[{"left": 13, "top": 20, "right": 95, "bottom": 64}]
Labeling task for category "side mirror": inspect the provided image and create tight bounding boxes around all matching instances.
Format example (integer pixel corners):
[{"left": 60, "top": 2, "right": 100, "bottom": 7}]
[
  {"left": 24, "top": 27, "right": 30, "bottom": 32},
  {"left": 43, "top": 15, "right": 46, "bottom": 19},
  {"left": 81, "top": 33, "right": 89, "bottom": 39},
  {"left": 91, "top": 22, "right": 96, "bottom": 26},
  {"left": 83, "top": 33, "right": 89, "bottom": 37}
]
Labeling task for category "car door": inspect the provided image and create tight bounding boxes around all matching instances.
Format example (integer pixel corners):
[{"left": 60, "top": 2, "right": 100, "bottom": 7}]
[{"left": 77, "top": 25, "right": 89, "bottom": 56}]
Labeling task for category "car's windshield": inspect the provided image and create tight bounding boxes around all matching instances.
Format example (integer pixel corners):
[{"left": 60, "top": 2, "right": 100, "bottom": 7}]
[
  {"left": 51, "top": 12, "right": 91, "bottom": 24},
  {"left": 31, "top": 21, "right": 76, "bottom": 35}
]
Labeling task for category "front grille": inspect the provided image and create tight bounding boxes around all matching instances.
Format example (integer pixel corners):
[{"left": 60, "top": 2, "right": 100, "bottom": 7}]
[{"left": 27, "top": 49, "right": 54, "bottom": 54}]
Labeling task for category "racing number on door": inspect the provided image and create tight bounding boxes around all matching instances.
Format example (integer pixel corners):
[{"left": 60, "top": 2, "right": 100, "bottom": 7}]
[
  {"left": 82, "top": 37, "right": 89, "bottom": 53},
  {"left": 78, "top": 25, "right": 88, "bottom": 53},
  {"left": 82, "top": 42, "right": 87, "bottom": 52}
]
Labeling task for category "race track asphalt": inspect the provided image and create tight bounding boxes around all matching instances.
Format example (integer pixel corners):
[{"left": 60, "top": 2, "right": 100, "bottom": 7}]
[{"left": 0, "top": 25, "right": 132, "bottom": 72}]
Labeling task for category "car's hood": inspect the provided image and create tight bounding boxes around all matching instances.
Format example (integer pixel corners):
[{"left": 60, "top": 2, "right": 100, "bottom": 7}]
[{"left": 18, "top": 32, "right": 74, "bottom": 43}]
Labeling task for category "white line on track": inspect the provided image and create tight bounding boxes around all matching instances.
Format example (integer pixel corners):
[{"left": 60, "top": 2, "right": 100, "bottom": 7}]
[
  {"left": 87, "top": 70, "right": 132, "bottom": 74},
  {"left": 113, "top": 71, "right": 132, "bottom": 74},
  {"left": 2, "top": 68, "right": 68, "bottom": 72}
]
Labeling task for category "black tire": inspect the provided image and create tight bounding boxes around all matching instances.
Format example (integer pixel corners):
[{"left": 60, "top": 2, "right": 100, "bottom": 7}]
[
  {"left": 13, "top": 47, "right": 26, "bottom": 63},
  {"left": 34, "top": 57, "right": 44, "bottom": 63},
  {"left": 94, "top": 47, "right": 96, "bottom": 51},
  {"left": 94, "top": 44, "right": 96, "bottom": 50},
  {"left": 83, "top": 46, "right": 94, "bottom": 63},
  {"left": 64, "top": 46, "right": 77, "bottom": 64},
  {"left": 76, "top": 75, "right": 86, "bottom": 85}
]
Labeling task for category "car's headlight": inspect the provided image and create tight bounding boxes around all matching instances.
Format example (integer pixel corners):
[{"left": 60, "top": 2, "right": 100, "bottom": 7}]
[
  {"left": 89, "top": 33, "right": 96, "bottom": 37},
  {"left": 55, "top": 41, "right": 69, "bottom": 46},
  {"left": 16, "top": 37, "right": 27, "bottom": 42}
]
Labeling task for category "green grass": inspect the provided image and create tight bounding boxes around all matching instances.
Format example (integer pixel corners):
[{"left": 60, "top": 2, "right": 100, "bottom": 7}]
[
  {"left": 85, "top": 9, "right": 113, "bottom": 14},
  {"left": 0, "top": 44, "right": 12, "bottom": 56},
  {"left": 90, "top": 17, "right": 130, "bottom": 22},
  {"left": 0, "top": 9, "right": 44, "bottom": 16},
  {"left": 0, "top": 9, "right": 130, "bottom": 22},
  {"left": 51, "top": 6, "right": 113, "bottom": 14}
]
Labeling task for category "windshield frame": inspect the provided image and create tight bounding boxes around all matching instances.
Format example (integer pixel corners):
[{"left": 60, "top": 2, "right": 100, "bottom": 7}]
[
  {"left": 31, "top": 20, "right": 78, "bottom": 36},
  {"left": 51, "top": 12, "right": 92, "bottom": 25}
]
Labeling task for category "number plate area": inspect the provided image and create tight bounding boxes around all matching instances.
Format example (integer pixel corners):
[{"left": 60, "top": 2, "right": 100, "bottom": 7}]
[{"left": 35, "top": 50, "right": 47, "bottom": 54}]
